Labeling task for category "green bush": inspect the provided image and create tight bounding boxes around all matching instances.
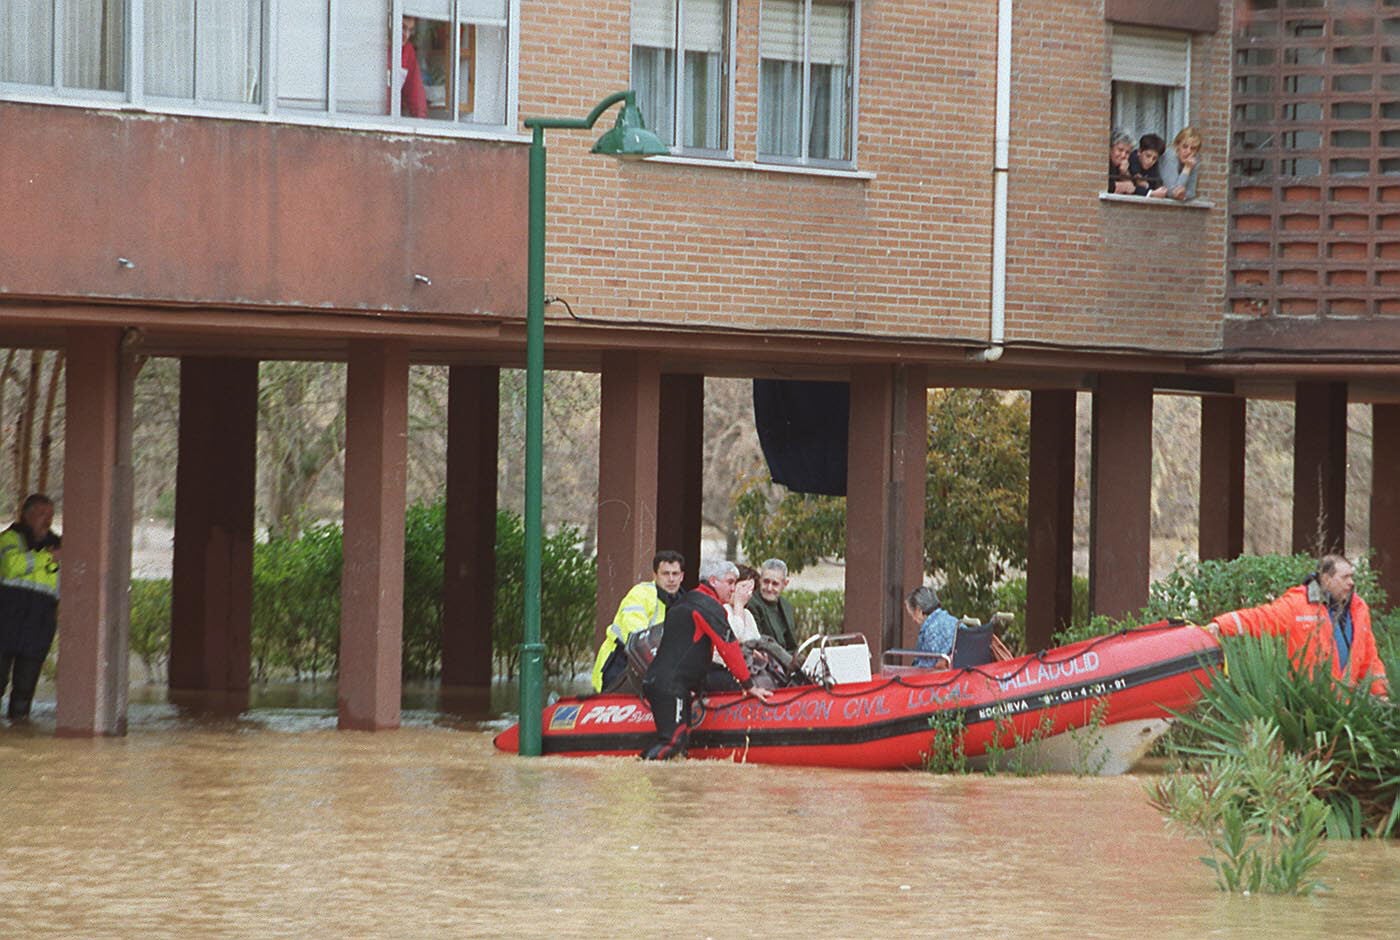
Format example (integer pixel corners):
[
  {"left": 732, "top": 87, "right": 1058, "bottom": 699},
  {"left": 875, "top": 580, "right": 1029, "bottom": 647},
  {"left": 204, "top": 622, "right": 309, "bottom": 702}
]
[
  {"left": 490, "top": 510, "right": 596, "bottom": 680},
  {"left": 252, "top": 522, "right": 342, "bottom": 682},
  {"left": 402, "top": 501, "right": 446, "bottom": 679},
  {"left": 1151, "top": 715, "right": 1332, "bottom": 895},
  {"left": 1168, "top": 633, "right": 1400, "bottom": 840},
  {"left": 1144, "top": 552, "right": 1384, "bottom": 625},
  {"left": 993, "top": 575, "right": 1089, "bottom": 652},
  {"left": 785, "top": 589, "right": 844, "bottom": 637},
  {"left": 246, "top": 505, "right": 596, "bottom": 682},
  {"left": 1048, "top": 553, "right": 1392, "bottom": 652},
  {"left": 129, "top": 578, "right": 171, "bottom": 682}
]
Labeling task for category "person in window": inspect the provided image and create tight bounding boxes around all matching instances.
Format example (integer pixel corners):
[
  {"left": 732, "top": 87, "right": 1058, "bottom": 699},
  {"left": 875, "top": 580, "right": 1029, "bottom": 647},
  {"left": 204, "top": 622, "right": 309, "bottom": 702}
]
[
  {"left": 1108, "top": 131, "right": 1137, "bottom": 195},
  {"left": 1161, "top": 127, "right": 1202, "bottom": 202},
  {"left": 1129, "top": 134, "right": 1167, "bottom": 198},
  {"left": 400, "top": 15, "right": 428, "bottom": 119}
]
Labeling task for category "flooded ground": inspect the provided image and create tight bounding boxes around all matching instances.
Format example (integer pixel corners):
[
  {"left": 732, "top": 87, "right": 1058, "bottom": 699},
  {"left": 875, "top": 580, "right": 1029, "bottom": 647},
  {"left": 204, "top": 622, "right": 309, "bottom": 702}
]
[{"left": 2, "top": 688, "right": 1397, "bottom": 938}]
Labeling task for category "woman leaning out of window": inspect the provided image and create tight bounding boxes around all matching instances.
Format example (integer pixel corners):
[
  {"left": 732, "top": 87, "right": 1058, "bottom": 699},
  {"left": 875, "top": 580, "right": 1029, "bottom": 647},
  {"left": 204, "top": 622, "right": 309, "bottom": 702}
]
[{"left": 1160, "top": 127, "right": 1202, "bottom": 202}]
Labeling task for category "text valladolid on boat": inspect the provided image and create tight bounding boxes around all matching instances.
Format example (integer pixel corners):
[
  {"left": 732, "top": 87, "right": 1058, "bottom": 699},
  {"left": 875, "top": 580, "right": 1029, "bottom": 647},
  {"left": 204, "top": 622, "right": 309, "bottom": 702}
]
[{"left": 494, "top": 622, "right": 1224, "bottom": 773}]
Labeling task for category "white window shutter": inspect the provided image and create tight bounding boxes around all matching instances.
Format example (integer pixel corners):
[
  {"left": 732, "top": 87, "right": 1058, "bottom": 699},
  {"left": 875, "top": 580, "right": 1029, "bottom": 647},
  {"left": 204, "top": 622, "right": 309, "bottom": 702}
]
[
  {"left": 1111, "top": 27, "right": 1188, "bottom": 86},
  {"left": 457, "top": 0, "right": 508, "bottom": 21},
  {"left": 404, "top": 0, "right": 452, "bottom": 19},
  {"left": 809, "top": 1, "right": 850, "bottom": 67},
  {"left": 633, "top": 0, "right": 676, "bottom": 49},
  {"left": 683, "top": 0, "right": 725, "bottom": 55},
  {"left": 760, "top": 0, "right": 802, "bottom": 62}
]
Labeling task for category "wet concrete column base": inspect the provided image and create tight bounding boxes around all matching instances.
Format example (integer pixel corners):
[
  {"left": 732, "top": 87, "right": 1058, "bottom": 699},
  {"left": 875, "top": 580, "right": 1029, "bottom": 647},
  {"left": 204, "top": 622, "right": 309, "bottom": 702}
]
[
  {"left": 56, "top": 326, "right": 134, "bottom": 737},
  {"left": 1371, "top": 403, "right": 1400, "bottom": 603},
  {"left": 1026, "top": 389, "right": 1076, "bottom": 651},
  {"left": 1089, "top": 374, "right": 1153, "bottom": 620},
  {"left": 656, "top": 374, "right": 703, "bottom": 589},
  {"left": 441, "top": 365, "right": 498, "bottom": 689},
  {"left": 169, "top": 356, "right": 257, "bottom": 710},
  {"left": 595, "top": 351, "right": 661, "bottom": 645},
  {"left": 1292, "top": 381, "right": 1347, "bottom": 555},
  {"left": 338, "top": 340, "right": 408, "bottom": 731},
  {"left": 847, "top": 365, "right": 926, "bottom": 654},
  {"left": 1199, "top": 396, "right": 1246, "bottom": 562}
]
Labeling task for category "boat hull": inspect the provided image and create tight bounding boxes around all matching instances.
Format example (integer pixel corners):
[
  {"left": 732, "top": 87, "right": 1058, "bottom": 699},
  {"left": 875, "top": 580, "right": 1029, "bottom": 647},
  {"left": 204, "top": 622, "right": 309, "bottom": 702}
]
[{"left": 492, "top": 622, "right": 1221, "bottom": 773}]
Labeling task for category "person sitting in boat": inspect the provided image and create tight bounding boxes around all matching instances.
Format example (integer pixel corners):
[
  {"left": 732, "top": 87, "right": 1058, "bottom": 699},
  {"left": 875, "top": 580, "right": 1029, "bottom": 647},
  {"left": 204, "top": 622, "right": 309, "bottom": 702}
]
[
  {"left": 747, "top": 558, "right": 800, "bottom": 654},
  {"left": 590, "top": 550, "right": 686, "bottom": 693},
  {"left": 904, "top": 585, "right": 960, "bottom": 668},
  {"left": 1206, "top": 554, "right": 1389, "bottom": 699},
  {"left": 641, "top": 559, "right": 773, "bottom": 760},
  {"left": 706, "top": 565, "right": 795, "bottom": 691}
]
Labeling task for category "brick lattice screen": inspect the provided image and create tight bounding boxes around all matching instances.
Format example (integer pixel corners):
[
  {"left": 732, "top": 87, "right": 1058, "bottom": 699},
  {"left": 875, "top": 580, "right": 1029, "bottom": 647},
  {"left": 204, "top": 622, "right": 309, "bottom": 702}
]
[{"left": 1231, "top": 0, "right": 1400, "bottom": 317}]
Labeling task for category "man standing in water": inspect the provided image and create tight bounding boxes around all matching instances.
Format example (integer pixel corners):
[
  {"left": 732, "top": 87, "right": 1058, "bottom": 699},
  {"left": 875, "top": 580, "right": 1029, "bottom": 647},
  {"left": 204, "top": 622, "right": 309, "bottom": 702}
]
[
  {"left": 641, "top": 559, "right": 772, "bottom": 760},
  {"left": 0, "top": 494, "right": 62, "bottom": 722},
  {"left": 590, "top": 550, "right": 686, "bottom": 693},
  {"left": 1207, "top": 554, "right": 1388, "bottom": 698}
]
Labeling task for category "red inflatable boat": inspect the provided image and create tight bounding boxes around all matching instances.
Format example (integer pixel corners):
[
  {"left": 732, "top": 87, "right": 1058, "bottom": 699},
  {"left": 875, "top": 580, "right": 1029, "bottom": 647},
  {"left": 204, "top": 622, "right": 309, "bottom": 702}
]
[{"left": 493, "top": 622, "right": 1223, "bottom": 774}]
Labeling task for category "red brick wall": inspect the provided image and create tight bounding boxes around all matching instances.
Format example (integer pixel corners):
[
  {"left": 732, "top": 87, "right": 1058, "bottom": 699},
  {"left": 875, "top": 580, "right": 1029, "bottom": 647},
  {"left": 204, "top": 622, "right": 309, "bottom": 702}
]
[
  {"left": 521, "top": 0, "right": 998, "bottom": 341},
  {"left": 523, "top": 0, "right": 1231, "bottom": 353},
  {"left": 1003, "top": 1, "right": 1231, "bottom": 353}
]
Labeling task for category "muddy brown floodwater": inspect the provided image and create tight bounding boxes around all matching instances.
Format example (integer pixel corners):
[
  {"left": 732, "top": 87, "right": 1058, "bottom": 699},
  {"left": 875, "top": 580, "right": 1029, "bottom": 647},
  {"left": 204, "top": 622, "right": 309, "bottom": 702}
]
[{"left": 1, "top": 695, "right": 1397, "bottom": 938}]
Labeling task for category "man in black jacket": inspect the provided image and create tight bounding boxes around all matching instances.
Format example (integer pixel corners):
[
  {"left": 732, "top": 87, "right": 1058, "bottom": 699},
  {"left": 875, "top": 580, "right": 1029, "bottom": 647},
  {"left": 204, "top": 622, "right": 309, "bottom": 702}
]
[{"left": 641, "top": 559, "right": 772, "bottom": 760}]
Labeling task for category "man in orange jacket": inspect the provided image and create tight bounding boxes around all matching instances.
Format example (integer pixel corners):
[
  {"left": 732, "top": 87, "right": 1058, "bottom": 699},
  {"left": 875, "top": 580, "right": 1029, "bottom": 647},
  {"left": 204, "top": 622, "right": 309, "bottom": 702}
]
[{"left": 1207, "top": 554, "right": 1389, "bottom": 698}]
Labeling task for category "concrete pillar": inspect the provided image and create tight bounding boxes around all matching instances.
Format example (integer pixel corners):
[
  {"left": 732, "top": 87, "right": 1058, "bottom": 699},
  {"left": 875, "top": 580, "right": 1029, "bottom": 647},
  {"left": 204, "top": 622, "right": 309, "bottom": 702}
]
[
  {"left": 1026, "top": 390, "right": 1076, "bottom": 651},
  {"left": 656, "top": 374, "right": 704, "bottom": 588},
  {"left": 169, "top": 357, "right": 258, "bottom": 708},
  {"left": 847, "top": 365, "right": 927, "bottom": 654},
  {"left": 441, "top": 365, "right": 498, "bottom": 688},
  {"left": 56, "top": 327, "right": 134, "bottom": 737},
  {"left": 1371, "top": 403, "right": 1400, "bottom": 604},
  {"left": 1292, "top": 381, "right": 1347, "bottom": 555},
  {"left": 338, "top": 340, "right": 409, "bottom": 731},
  {"left": 1199, "top": 396, "right": 1246, "bottom": 561},
  {"left": 1089, "top": 374, "right": 1153, "bottom": 620},
  {"left": 595, "top": 351, "right": 661, "bottom": 643}
]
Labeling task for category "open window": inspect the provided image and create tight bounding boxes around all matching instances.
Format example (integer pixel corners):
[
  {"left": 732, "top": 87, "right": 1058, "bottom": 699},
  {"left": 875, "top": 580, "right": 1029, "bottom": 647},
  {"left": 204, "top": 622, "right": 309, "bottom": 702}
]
[
  {"left": 398, "top": 1, "right": 510, "bottom": 125},
  {"left": 2, "top": 1, "right": 516, "bottom": 132},
  {"left": 1110, "top": 26, "right": 1190, "bottom": 147}
]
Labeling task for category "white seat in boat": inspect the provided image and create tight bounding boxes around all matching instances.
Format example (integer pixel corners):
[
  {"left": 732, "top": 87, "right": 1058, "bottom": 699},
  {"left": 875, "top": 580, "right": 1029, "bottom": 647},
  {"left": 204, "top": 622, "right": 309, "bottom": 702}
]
[{"left": 798, "top": 633, "right": 872, "bottom": 684}]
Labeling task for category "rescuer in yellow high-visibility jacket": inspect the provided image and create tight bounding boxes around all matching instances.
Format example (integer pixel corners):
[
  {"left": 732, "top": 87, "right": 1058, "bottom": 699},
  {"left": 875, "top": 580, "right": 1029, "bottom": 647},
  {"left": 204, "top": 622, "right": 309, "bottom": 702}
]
[
  {"left": 590, "top": 551, "right": 686, "bottom": 693},
  {"left": 0, "top": 494, "right": 62, "bottom": 721}
]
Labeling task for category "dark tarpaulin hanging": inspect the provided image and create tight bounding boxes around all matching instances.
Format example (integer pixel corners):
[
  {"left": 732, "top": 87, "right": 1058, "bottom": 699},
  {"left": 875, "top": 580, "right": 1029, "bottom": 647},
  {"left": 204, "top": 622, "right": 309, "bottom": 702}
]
[{"left": 751, "top": 379, "right": 849, "bottom": 497}]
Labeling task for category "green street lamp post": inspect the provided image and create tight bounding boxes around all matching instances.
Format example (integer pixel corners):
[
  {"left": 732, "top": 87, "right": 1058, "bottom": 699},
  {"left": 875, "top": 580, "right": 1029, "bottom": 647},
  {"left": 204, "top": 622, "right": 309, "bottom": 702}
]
[{"left": 518, "top": 91, "right": 667, "bottom": 756}]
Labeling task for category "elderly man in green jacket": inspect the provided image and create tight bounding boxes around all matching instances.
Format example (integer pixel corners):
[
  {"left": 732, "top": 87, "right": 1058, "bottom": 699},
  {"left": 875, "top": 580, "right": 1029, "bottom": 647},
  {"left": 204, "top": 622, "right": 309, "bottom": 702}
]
[{"left": 746, "top": 558, "right": 799, "bottom": 654}]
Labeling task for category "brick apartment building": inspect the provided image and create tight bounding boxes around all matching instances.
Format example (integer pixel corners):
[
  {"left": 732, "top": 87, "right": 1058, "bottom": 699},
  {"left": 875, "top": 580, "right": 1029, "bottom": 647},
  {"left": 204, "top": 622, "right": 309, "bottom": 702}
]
[{"left": 0, "top": 0, "right": 1392, "bottom": 734}]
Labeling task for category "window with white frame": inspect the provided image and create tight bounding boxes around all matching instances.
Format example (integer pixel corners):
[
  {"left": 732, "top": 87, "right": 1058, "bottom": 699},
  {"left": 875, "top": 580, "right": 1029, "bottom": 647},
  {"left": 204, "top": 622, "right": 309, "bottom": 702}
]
[
  {"left": 758, "top": 0, "right": 856, "bottom": 165},
  {"left": 2, "top": 0, "right": 128, "bottom": 92},
  {"left": 1110, "top": 26, "right": 1190, "bottom": 146},
  {"left": 0, "top": 0, "right": 516, "bottom": 130},
  {"left": 630, "top": 0, "right": 731, "bottom": 153}
]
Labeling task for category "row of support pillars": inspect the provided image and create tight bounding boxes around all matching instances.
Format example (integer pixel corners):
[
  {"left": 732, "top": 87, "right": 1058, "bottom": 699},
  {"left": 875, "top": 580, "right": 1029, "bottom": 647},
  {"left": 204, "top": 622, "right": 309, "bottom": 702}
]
[{"left": 43, "top": 329, "right": 1400, "bottom": 734}]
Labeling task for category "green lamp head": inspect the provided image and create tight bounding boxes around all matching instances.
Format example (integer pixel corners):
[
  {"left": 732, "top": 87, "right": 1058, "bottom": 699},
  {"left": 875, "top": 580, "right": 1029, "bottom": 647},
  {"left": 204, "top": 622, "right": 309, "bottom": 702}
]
[{"left": 591, "top": 100, "right": 669, "bottom": 158}]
